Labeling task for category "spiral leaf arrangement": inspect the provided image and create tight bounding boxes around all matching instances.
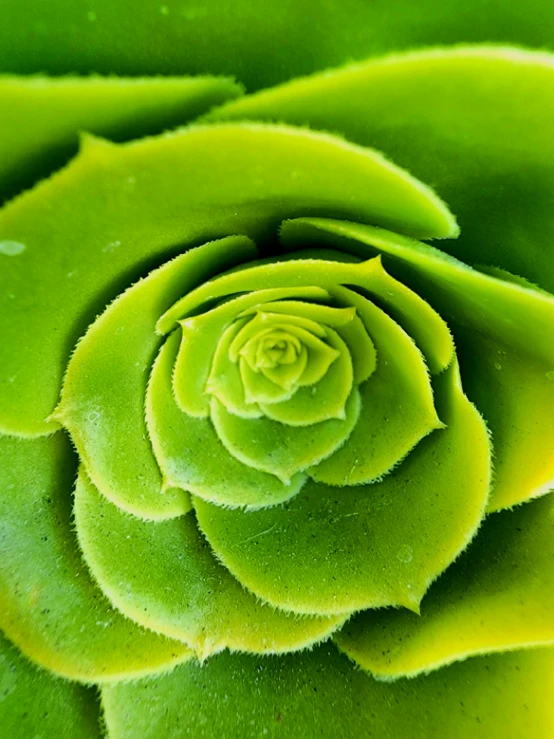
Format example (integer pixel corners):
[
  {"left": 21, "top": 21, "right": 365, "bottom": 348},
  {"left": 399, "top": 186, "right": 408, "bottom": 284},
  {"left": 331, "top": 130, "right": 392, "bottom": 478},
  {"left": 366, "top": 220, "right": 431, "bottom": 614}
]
[{"left": 1, "top": 37, "right": 554, "bottom": 739}]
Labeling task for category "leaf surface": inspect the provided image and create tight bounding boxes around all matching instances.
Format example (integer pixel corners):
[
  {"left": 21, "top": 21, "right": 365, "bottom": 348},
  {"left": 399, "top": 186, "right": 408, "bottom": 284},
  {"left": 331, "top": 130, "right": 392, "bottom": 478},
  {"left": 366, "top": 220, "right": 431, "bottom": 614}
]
[
  {"left": 335, "top": 492, "right": 554, "bottom": 678},
  {"left": 75, "top": 470, "right": 346, "bottom": 660},
  {"left": 0, "top": 433, "right": 192, "bottom": 682},
  {"left": 0, "top": 74, "right": 241, "bottom": 204},
  {"left": 0, "top": 632, "right": 101, "bottom": 739},
  {"left": 102, "top": 642, "right": 554, "bottom": 739},
  {"left": 214, "top": 47, "right": 554, "bottom": 290}
]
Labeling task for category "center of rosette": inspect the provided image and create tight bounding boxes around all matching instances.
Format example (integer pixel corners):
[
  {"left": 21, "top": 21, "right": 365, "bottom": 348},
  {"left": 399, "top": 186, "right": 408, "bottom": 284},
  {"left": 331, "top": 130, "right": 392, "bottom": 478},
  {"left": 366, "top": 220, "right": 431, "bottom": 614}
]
[{"left": 223, "top": 311, "right": 341, "bottom": 405}]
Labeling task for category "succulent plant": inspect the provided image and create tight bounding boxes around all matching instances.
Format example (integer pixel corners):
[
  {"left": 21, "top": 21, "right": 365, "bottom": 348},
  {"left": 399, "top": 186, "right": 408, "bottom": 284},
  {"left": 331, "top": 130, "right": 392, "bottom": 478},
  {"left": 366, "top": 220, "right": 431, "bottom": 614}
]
[{"left": 1, "top": 5, "right": 554, "bottom": 738}]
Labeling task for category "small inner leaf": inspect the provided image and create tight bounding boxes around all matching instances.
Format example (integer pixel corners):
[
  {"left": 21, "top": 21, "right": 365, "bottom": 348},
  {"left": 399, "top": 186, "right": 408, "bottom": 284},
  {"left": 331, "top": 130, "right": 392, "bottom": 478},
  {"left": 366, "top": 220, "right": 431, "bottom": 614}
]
[
  {"left": 259, "top": 329, "right": 354, "bottom": 427},
  {"left": 311, "top": 286, "right": 442, "bottom": 486},
  {"left": 173, "top": 287, "right": 330, "bottom": 418},
  {"left": 210, "top": 389, "right": 361, "bottom": 484},
  {"left": 147, "top": 331, "right": 306, "bottom": 509},
  {"left": 234, "top": 316, "right": 342, "bottom": 408},
  {"left": 206, "top": 318, "right": 262, "bottom": 418}
]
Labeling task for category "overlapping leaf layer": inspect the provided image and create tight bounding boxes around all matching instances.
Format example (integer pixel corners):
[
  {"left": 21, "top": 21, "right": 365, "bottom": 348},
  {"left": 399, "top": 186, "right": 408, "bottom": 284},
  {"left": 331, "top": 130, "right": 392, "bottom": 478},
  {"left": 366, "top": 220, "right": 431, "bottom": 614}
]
[{"left": 1, "top": 43, "right": 554, "bottom": 739}]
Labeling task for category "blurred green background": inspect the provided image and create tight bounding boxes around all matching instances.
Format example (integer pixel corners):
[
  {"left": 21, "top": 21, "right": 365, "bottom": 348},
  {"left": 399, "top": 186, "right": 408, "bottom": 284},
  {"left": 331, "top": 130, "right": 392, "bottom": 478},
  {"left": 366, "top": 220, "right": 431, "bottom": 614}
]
[{"left": 2, "top": 0, "right": 553, "bottom": 91}]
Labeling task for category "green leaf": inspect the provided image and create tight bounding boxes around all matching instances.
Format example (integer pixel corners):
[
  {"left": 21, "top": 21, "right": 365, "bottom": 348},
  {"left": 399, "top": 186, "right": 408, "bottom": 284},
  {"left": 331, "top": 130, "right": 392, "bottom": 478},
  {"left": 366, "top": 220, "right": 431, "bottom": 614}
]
[
  {"left": 210, "top": 389, "right": 360, "bottom": 483},
  {"left": 242, "top": 300, "right": 377, "bottom": 384},
  {"left": 102, "top": 641, "right": 554, "bottom": 739},
  {"left": 0, "top": 432, "right": 192, "bottom": 682},
  {"left": 455, "top": 329, "right": 554, "bottom": 512},
  {"left": 330, "top": 261, "right": 453, "bottom": 376},
  {"left": 282, "top": 218, "right": 554, "bottom": 509},
  {"left": 74, "top": 469, "right": 346, "bottom": 660},
  {"left": 55, "top": 235, "right": 255, "bottom": 521},
  {"left": 173, "top": 287, "right": 330, "bottom": 417},
  {"left": 194, "top": 361, "right": 490, "bottom": 615},
  {"left": 254, "top": 328, "right": 352, "bottom": 426},
  {"left": 0, "top": 74, "right": 242, "bottom": 204},
  {"left": 147, "top": 331, "right": 306, "bottom": 508},
  {"left": 213, "top": 46, "right": 554, "bottom": 291},
  {"left": 0, "top": 631, "right": 101, "bottom": 739},
  {"left": 335, "top": 492, "right": 554, "bottom": 679},
  {"left": 226, "top": 311, "right": 348, "bottom": 422},
  {"left": 4, "top": 0, "right": 554, "bottom": 90},
  {"left": 0, "top": 122, "right": 456, "bottom": 437},
  {"left": 206, "top": 318, "right": 265, "bottom": 416},
  {"left": 159, "top": 254, "right": 456, "bottom": 337},
  {"left": 311, "top": 285, "right": 441, "bottom": 486}
]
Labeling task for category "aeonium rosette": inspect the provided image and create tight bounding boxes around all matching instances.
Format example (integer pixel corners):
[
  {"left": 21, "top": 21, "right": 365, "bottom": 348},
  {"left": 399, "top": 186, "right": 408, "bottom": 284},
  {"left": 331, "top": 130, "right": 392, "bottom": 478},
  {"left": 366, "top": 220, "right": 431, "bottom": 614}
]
[{"left": 1, "top": 46, "right": 554, "bottom": 739}]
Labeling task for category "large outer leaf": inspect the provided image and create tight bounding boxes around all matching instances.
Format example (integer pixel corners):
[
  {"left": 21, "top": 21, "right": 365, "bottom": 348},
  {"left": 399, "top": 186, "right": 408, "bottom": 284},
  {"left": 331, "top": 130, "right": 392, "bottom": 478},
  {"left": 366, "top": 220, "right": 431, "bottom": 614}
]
[
  {"left": 0, "top": 433, "right": 192, "bottom": 683},
  {"left": 2, "top": 1, "right": 554, "bottom": 90},
  {"left": 102, "top": 642, "right": 554, "bottom": 738},
  {"left": 213, "top": 47, "right": 554, "bottom": 291},
  {"left": 335, "top": 492, "right": 554, "bottom": 679},
  {"left": 0, "top": 74, "right": 241, "bottom": 205},
  {"left": 0, "top": 632, "right": 101, "bottom": 739}
]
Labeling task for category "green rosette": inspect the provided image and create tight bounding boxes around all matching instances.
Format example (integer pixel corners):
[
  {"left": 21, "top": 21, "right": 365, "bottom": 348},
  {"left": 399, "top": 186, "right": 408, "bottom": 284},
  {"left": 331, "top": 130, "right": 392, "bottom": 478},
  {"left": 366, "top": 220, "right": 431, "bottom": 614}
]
[{"left": 1, "top": 7, "right": 554, "bottom": 738}]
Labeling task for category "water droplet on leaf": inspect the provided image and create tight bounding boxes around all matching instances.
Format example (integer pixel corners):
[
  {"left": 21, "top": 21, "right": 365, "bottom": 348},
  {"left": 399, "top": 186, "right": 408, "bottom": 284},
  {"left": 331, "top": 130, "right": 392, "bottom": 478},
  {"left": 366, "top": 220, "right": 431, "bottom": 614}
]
[
  {"left": 397, "top": 544, "right": 413, "bottom": 564},
  {"left": 0, "top": 240, "right": 25, "bottom": 256}
]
